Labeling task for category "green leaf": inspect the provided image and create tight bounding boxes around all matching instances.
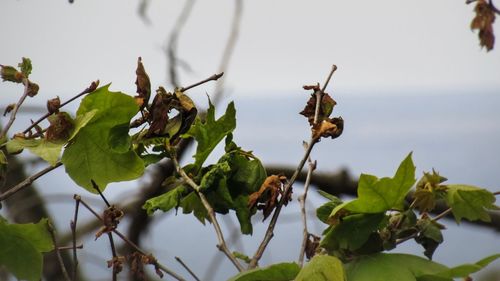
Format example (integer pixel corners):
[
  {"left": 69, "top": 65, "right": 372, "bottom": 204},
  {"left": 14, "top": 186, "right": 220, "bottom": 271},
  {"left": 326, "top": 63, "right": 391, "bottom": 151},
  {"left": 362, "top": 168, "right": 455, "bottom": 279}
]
[
  {"left": 425, "top": 254, "right": 500, "bottom": 279},
  {"left": 200, "top": 162, "right": 231, "bottom": 191},
  {"left": 143, "top": 185, "right": 187, "bottom": 215},
  {"left": 415, "top": 218, "right": 444, "bottom": 259},
  {"left": 316, "top": 196, "right": 343, "bottom": 224},
  {"left": 0, "top": 218, "right": 54, "bottom": 281},
  {"left": 180, "top": 192, "right": 208, "bottom": 224},
  {"left": 62, "top": 85, "right": 144, "bottom": 192},
  {"left": 345, "top": 253, "right": 449, "bottom": 281},
  {"left": 182, "top": 101, "right": 236, "bottom": 171},
  {"left": 330, "top": 153, "right": 415, "bottom": 219},
  {"left": 295, "top": 255, "right": 345, "bottom": 281},
  {"left": 227, "top": 262, "right": 300, "bottom": 281},
  {"left": 444, "top": 184, "right": 497, "bottom": 223},
  {"left": 18, "top": 57, "right": 32, "bottom": 78},
  {"left": 321, "top": 213, "right": 386, "bottom": 252},
  {"left": 233, "top": 195, "right": 253, "bottom": 234}
]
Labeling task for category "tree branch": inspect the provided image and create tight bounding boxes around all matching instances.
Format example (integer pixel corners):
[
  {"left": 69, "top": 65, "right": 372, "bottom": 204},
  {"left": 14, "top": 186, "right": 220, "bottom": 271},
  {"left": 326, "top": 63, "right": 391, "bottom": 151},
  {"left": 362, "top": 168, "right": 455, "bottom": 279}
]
[
  {"left": 0, "top": 161, "right": 62, "bottom": 202},
  {"left": 0, "top": 79, "right": 30, "bottom": 140},
  {"left": 298, "top": 156, "right": 316, "bottom": 266},
  {"left": 47, "top": 221, "right": 72, "bottom": 281},
  {"left": 169, "top": 149, "right": 245, "bottom": 272},
  {"left": 70, "top": 198, "right": 80, "bottom": 281},
  {"left": 175, "top": 256, "right": 201, "bottom": 281}
]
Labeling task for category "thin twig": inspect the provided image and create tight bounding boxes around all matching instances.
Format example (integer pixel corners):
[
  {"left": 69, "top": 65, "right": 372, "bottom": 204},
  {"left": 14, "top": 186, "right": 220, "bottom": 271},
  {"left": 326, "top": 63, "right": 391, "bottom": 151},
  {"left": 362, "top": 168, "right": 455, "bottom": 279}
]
[
  {"left": 59, "top": 244, "right": 83, "bottom": 251},
  {"left": 494, "top": 191, "right": 500, "bottom": 196},
  {"left": 74, "top": 195, "right": 187, "bottom": 281},
  {"left": 70, "top": 198, "right": 81, "bottom": 281},
  {"left": 249, "top": 66, "right": 337, "bottom": 269},
  {"left": 22, "top": 80, "right": 99, "bottom": 135},
  {"left": 166, "top": 0, "right": 196, "bottom": 88},
  {"left": 47, "top": 221, "right": 72, "bottom": 281},
  {"left": 108, "top": 233, "right": 118, "bottom": 281},
  {"left": 432, "top": 208, "right": 453, "bottom": 222},
  {"left": 248, "top": 136, "right": 318, "bottom": 269},
  {"left": 175, "top": 256, "right": 201, "bottom": 281},
  {"left": 313, "top": 65, "right": 337, "bottom": 124},
  {"left": 0, "top": 79, "right": 30, "bottom": 140},
  {"left": 0, "top": 161, "right": 62, "bottom": 202},
  {"left": 179, "top": 72, "right": 224, "bottom": 92},
  {"left": 298, "top": 154, "right": 316, "bottom": 266},
  {"left": 212, "top": 0, "right": 244, "bottom": 104},
  {"left": 170, "top": 150, "right": 245, "bottom": 272}
]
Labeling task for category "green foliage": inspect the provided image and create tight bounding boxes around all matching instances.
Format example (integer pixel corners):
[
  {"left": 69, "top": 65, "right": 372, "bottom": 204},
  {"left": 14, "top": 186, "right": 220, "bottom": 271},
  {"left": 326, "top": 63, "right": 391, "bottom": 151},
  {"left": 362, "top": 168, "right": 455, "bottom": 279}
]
[
  {"left": 330, "top": 153, "right": 415, "bottom": 220},
  {"left": 0, "top": 218, "right": 53, "bottom": 281},
  {"left": 18, "top": 57, "right": 32, "bottom": 78},
  {"left": 62, "top": 85, "right": 144, "bottom": 192},
  {"left": 143, "top": 184, "right": 188, "bottom": 215},
  {"left": 227, "top": 262, "right": 300, "bottom": 281},
  {"left": 295, "top": 255, "right": 345, "bottom": 281},
  {"left": 182, "top": 100, "right": 236, "bottom": 171},
  {"left": 444, "top": 184, "right": 497, "bottom": 223}
]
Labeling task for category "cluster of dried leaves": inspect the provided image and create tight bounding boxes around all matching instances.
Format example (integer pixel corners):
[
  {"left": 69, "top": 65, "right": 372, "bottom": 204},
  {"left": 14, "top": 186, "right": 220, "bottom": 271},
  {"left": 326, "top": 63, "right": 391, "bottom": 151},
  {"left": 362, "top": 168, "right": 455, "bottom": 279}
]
[
  {"left": 470, "top": 0, "right": 497, "bottom": 51},
  {"left": 248, "top": 175, "right": 291, "bottom": 220},
  {"left": 300, "top": 84, "right": 343, "bottom": 141},
  {"left": 107, "top": 252, "right": 163, "bottom": 280},
  {"left": 95, "top": 205, "right": 124, "bottom": 239}
]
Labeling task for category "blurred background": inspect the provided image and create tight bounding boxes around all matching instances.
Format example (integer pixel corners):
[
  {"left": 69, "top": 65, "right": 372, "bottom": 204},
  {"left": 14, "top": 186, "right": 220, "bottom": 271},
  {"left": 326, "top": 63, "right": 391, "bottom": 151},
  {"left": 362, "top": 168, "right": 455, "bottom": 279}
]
[{"left": 1, "top": 0, "right": 500, "bottom": 280}]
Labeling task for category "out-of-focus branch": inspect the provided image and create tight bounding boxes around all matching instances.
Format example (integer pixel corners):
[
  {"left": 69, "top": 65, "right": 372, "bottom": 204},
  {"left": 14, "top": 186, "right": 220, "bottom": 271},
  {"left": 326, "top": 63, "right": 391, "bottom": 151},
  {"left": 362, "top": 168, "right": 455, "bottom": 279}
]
[
  {"left": 266, "top": 165, "right": 500, "bottom": 232},
  {"left": 166, "top": 0, "right": 196, "bottom": 88},
  {"left": 0, "top": 79, "right": 30, "bottom": 140},
  {"left": 212, "top": 0, "right": 243, "bottom": 104}
]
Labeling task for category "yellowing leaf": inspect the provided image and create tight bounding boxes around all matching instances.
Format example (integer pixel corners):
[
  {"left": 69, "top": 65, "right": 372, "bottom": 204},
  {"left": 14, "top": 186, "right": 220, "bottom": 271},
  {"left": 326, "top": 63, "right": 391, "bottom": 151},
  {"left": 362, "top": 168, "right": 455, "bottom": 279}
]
[{"left": 296, "top": 255, "right": 345, "bottom": 281}]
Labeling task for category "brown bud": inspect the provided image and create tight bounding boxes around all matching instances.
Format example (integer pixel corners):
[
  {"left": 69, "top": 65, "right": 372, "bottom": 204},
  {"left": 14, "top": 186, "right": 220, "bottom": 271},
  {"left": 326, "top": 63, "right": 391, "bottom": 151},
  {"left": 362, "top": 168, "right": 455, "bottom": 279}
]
[
  {"left": 3, "top": 104, "right": 15, "bottom": 117},
  {"left": 46, "top": 112, "right": 74, "bottom": 142},
  {"left": 47, "top": 97, "right": 61, "bottom": 114},
  {"left": 0, "top": 65, "right": 24, "bottom": 83},
  {"left": 26, "top": 81, "right": 39, "bottom": 97}
]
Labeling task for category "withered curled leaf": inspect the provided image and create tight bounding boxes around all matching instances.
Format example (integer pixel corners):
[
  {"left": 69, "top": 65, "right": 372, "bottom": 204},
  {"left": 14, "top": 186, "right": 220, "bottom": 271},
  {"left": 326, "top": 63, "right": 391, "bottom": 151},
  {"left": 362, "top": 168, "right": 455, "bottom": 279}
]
[
  {"left": 135, "top": 57, "right": 151, "bottom": 110},
  {"left": 3, "top": 104, "right": 15, "bottom": 117},
  {"left": 0, "top": 64, "right": 23, "bottom": 83},
  {"left": 45, "top": 112, "right": 74, "bottom": 142},
  {"left": 46, "top": 96, "right": 61, "bottom": 114},
  {"left": 471, "top": 0, "right": 496, "bottom": 51},
  {"left": 312, "top": 117, "right": 344, "bottom": 140},
  {"left": 95, "top": 205, "right": 124, "bottom": 240},
  {"left": 300, "top": 92, "right": 337, "bottom": 126},
  {"left": 248, "top": 175, "right": 289, "bottom": 221}
]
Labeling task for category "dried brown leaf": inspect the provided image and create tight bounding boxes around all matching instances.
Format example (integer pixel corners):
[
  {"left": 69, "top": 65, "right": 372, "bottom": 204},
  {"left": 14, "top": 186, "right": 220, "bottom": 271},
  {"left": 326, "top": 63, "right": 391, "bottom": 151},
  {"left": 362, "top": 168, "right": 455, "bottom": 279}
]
[
  {"left": 300, "top": 93, "right": 337, "bottom": 125},
  {"left": 46, "top": 96, "right": 61, "bottom": 114},
  {"left": 312, "top": 117, "right": 344, "bottom": 140},
  {"left": 45, "top": 112, "right": 74, "bottom": 142},
  {"left": 248, "top": 175, "right": 287, "bottom": 221},
  {"left": 471, "top": 0, "right": 496, "bottom": 51},
  {"left": 95, "top": 205, "right": 124, "bottom": 240},
  {"left": 135, "top": 57, "right": 151, "bottom": 110}
]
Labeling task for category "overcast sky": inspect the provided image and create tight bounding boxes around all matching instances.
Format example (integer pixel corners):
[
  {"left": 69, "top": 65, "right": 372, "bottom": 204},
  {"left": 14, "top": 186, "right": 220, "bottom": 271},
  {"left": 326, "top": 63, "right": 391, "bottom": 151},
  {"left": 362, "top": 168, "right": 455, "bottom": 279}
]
[{"left": 1, "top": 0, "right": 499, "bottom": 100}]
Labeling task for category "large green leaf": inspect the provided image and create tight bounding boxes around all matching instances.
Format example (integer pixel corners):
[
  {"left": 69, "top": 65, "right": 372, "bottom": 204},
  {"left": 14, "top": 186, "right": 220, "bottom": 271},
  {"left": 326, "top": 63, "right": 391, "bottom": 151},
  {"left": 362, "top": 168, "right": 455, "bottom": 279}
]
[
  {"left": 5, "top": 110, "right": 96, "bottom": 166},
  {"left": 295, "top": 255, "right": 345, "bottom": 281},
  {"left": 62, "top": 85, "right": 144, "bottom": 192},
  {"left": 345, "top": 253, "right": 449, "bottom": 281},
  {"left": 422, "top": 254, "right": 500, "bottom": 279},
  {"left": 444, "top": 184, "right": 497, "bottom": 223},
  {"left": 0, "top": 218, "right": 53, "bottom": 281},
  {"left": 182, "top": 101, "right": 236, "bottom": 171},
  {"left": 330, "top": 153, "right": 415, "bottom": 219},
  {"left": 227, "top": 262, "right": 300, "bottom": 281}
]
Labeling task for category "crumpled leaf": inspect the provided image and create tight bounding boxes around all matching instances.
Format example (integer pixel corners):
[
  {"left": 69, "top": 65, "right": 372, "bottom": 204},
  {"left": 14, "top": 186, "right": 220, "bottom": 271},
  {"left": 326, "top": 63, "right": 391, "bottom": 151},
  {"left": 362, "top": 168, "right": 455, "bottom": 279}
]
[
  {"left": 95, "top": 205, "right": 124, "bottom": 239},
  {"left": 412, "top": 169, "right": 448, "bottom": 213},
  {"left": 248, "top": 175, "right": 288, "bottom": 221},
  {"left": 182, "top": 100, "right": 236, "bottom": 171},
  {"left": 329, "top": 153, "right": 416, "bottom": 221},
  {"left": 295, "top": 255, "right": 345, "bottom": 281},
  {"left": 62, "top": 84, "right": 144, "bottom": 192},
  {"left": 444, "top": 184, "right": 497, "bottom": 223},
  {"left": 0, "top": 64, "right": 23, "bottom": 83},
  {"left": 415, "top": 217, "right": 444, "bottom": 260},
  {"left": 227, "top": 262, "right": 300, "bottom": 281},
  {"left": 134, "top": 57, "right": 151, "bottom": 111},
  {"left": 470, "top": 0, "right": 496, "bottom": 51},
  {"left": 143, "top": 185, "right": 187, "bottom": 215},
  {"left": 19, "top": 57, "right": 32, "bottom": 78},
  {"left": 312, "top": 117, "right": 344, "bottom": 140},
  {"left": 300, "top": 91, "right": 337, "bottom": 125},
  {"left": 0, "top": 218, "right": 54, "bottom": 281},
  {"left": 46, "top": 96, "right": 61, "bottom": 114},
  {"left": 179, "top": 192, "right": 208, "bottom": 224},
  {"left": 46, "top": 112, "right": 74, "bottom": 142}
]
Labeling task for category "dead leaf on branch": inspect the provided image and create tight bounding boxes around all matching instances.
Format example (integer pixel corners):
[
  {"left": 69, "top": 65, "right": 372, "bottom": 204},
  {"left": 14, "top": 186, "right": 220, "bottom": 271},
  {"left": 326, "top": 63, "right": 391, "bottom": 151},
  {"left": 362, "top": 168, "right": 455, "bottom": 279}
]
[
  {"left": 471, "top": 0, "right": 496, "bottom": 51},
  {"left": 129, "top": 252, "right": 164, "bottom": 280},
  {"left": 248, "top": 175, "right": 291, "bottom": 221},
  {"left": 305, "top": 233, "right": 321, "bottom": 260},
  {"left": 45, "top": 112, "right": 74, "bottom": 142},
  {"left": 46, "top": 96, "right": 61, "bottom": 114},
  {"left": 107, "top": 255, "right": 126, "bottom": 276},
  {"left": 135, "top": 57, "right": 151, "bottom": 111},
  {"left": 95, "top": 205, "right": 124, "bottom": 239},
  {"left": 312, "top": 117, "right": 344, "bottom": 140},
  {"left": 300, "top": 92, "right": 337, "bottom": 126}
]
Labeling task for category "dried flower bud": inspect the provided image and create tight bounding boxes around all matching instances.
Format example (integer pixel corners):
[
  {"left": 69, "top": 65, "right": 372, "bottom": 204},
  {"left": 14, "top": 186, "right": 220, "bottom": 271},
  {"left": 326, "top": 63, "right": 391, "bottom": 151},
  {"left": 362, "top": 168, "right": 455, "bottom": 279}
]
[
  {"left": 26, "top": 81, "right": 39, "bottom": 97},
  {"left": 3, "top": 104, "right": 15, "bottom": 117},
  {"left": 0, "top": 65, "right": 23, "bottom": 83},
  {"left": 47, "top": 96, "right": 61, "bottom": 114}
]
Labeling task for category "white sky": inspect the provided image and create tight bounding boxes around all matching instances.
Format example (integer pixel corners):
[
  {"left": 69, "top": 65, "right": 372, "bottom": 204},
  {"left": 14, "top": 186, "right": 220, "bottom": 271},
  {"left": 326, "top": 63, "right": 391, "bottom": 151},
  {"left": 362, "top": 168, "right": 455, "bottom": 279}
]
[{"left": 1, "top": 0, "right": 499, "bottom": 99}]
